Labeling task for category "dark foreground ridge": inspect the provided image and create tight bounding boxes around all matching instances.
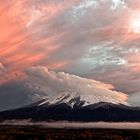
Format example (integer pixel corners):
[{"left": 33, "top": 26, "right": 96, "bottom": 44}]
[
  {"left": 0, "top": 125, "right": 140, "bottom": 140},
  {"left": 0, "top": 101, "right": 140, "bottom": 122}
]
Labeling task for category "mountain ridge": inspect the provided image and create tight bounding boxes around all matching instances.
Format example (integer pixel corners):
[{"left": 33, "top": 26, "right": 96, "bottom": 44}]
[{"left": 0, "top": 99, "right": 140, "bottom": 122}]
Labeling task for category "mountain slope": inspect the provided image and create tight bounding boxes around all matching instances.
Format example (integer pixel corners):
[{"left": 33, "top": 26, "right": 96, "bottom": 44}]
[
  {"left": 0, "top": 97, "right": 140, "bottom": 122},
  {"left": 35, "top": 91, "right": 129, "bottom": 108}
]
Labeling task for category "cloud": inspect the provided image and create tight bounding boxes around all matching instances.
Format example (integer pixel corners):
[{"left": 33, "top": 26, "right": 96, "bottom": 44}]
[
  {"left": 0, "top": 0, "right": 130, "bottom": 74},
  {"left": 26, "top": 66, "right": 128, "bottom": 105},
  {"left": 0, "top": 63, "right": 6, "bottom": 73},
  {"left": 1, "top": 0, "right": 140, "bottom": 106},
  {"left": 0, "top": 80, "right": 37, "bottom": 111},
  {"left": 128, "top": 92, "right": 140, "bottom": 106}
]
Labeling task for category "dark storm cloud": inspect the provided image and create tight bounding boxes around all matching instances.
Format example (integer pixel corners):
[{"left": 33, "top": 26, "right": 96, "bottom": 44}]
[{"left": 0, "top": 81, "right": 38, "bottom": 111}]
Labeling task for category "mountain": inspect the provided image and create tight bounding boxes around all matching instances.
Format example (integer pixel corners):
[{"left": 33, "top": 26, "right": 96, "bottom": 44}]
[
  {"left": 35, "top": 91, "right": 129, "bottom": 107},
  {"left": 0, "top": 93, "right": 140, "bottom": 122},
  {"left": 0, "top": 66, "right": 130, "bottom": 115}
]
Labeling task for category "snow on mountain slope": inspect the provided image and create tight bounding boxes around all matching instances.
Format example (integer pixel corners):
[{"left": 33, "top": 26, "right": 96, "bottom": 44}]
[
  {"left": 25, "top": 66, "right": 129, "bottom": 107},
  {"left": 37, "top": 90, "right": 129, "bottom": 108}
]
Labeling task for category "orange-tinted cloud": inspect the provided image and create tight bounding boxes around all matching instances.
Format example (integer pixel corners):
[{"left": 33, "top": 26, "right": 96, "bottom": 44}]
[
  {"left": 1, "top": 0, "right": 140, "bottom": 99},
  {"left": 0, "top": 0, "right": 79, "bottom": 84}
]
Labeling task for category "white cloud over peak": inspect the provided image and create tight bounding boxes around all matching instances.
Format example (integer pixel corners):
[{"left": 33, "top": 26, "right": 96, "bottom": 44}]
[{"left": 26, "top": 66, "right": 128, "bottom": 105}]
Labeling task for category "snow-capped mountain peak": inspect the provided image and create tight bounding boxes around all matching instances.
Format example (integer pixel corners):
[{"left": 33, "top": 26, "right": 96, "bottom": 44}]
[{"left": 37, "top": 90, "right": 129, "bottom": 108}]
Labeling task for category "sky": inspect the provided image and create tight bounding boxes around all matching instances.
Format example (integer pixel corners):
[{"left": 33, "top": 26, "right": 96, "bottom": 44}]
[{"left": 0, "top": 0, "right": 140, "bottom": 110}]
